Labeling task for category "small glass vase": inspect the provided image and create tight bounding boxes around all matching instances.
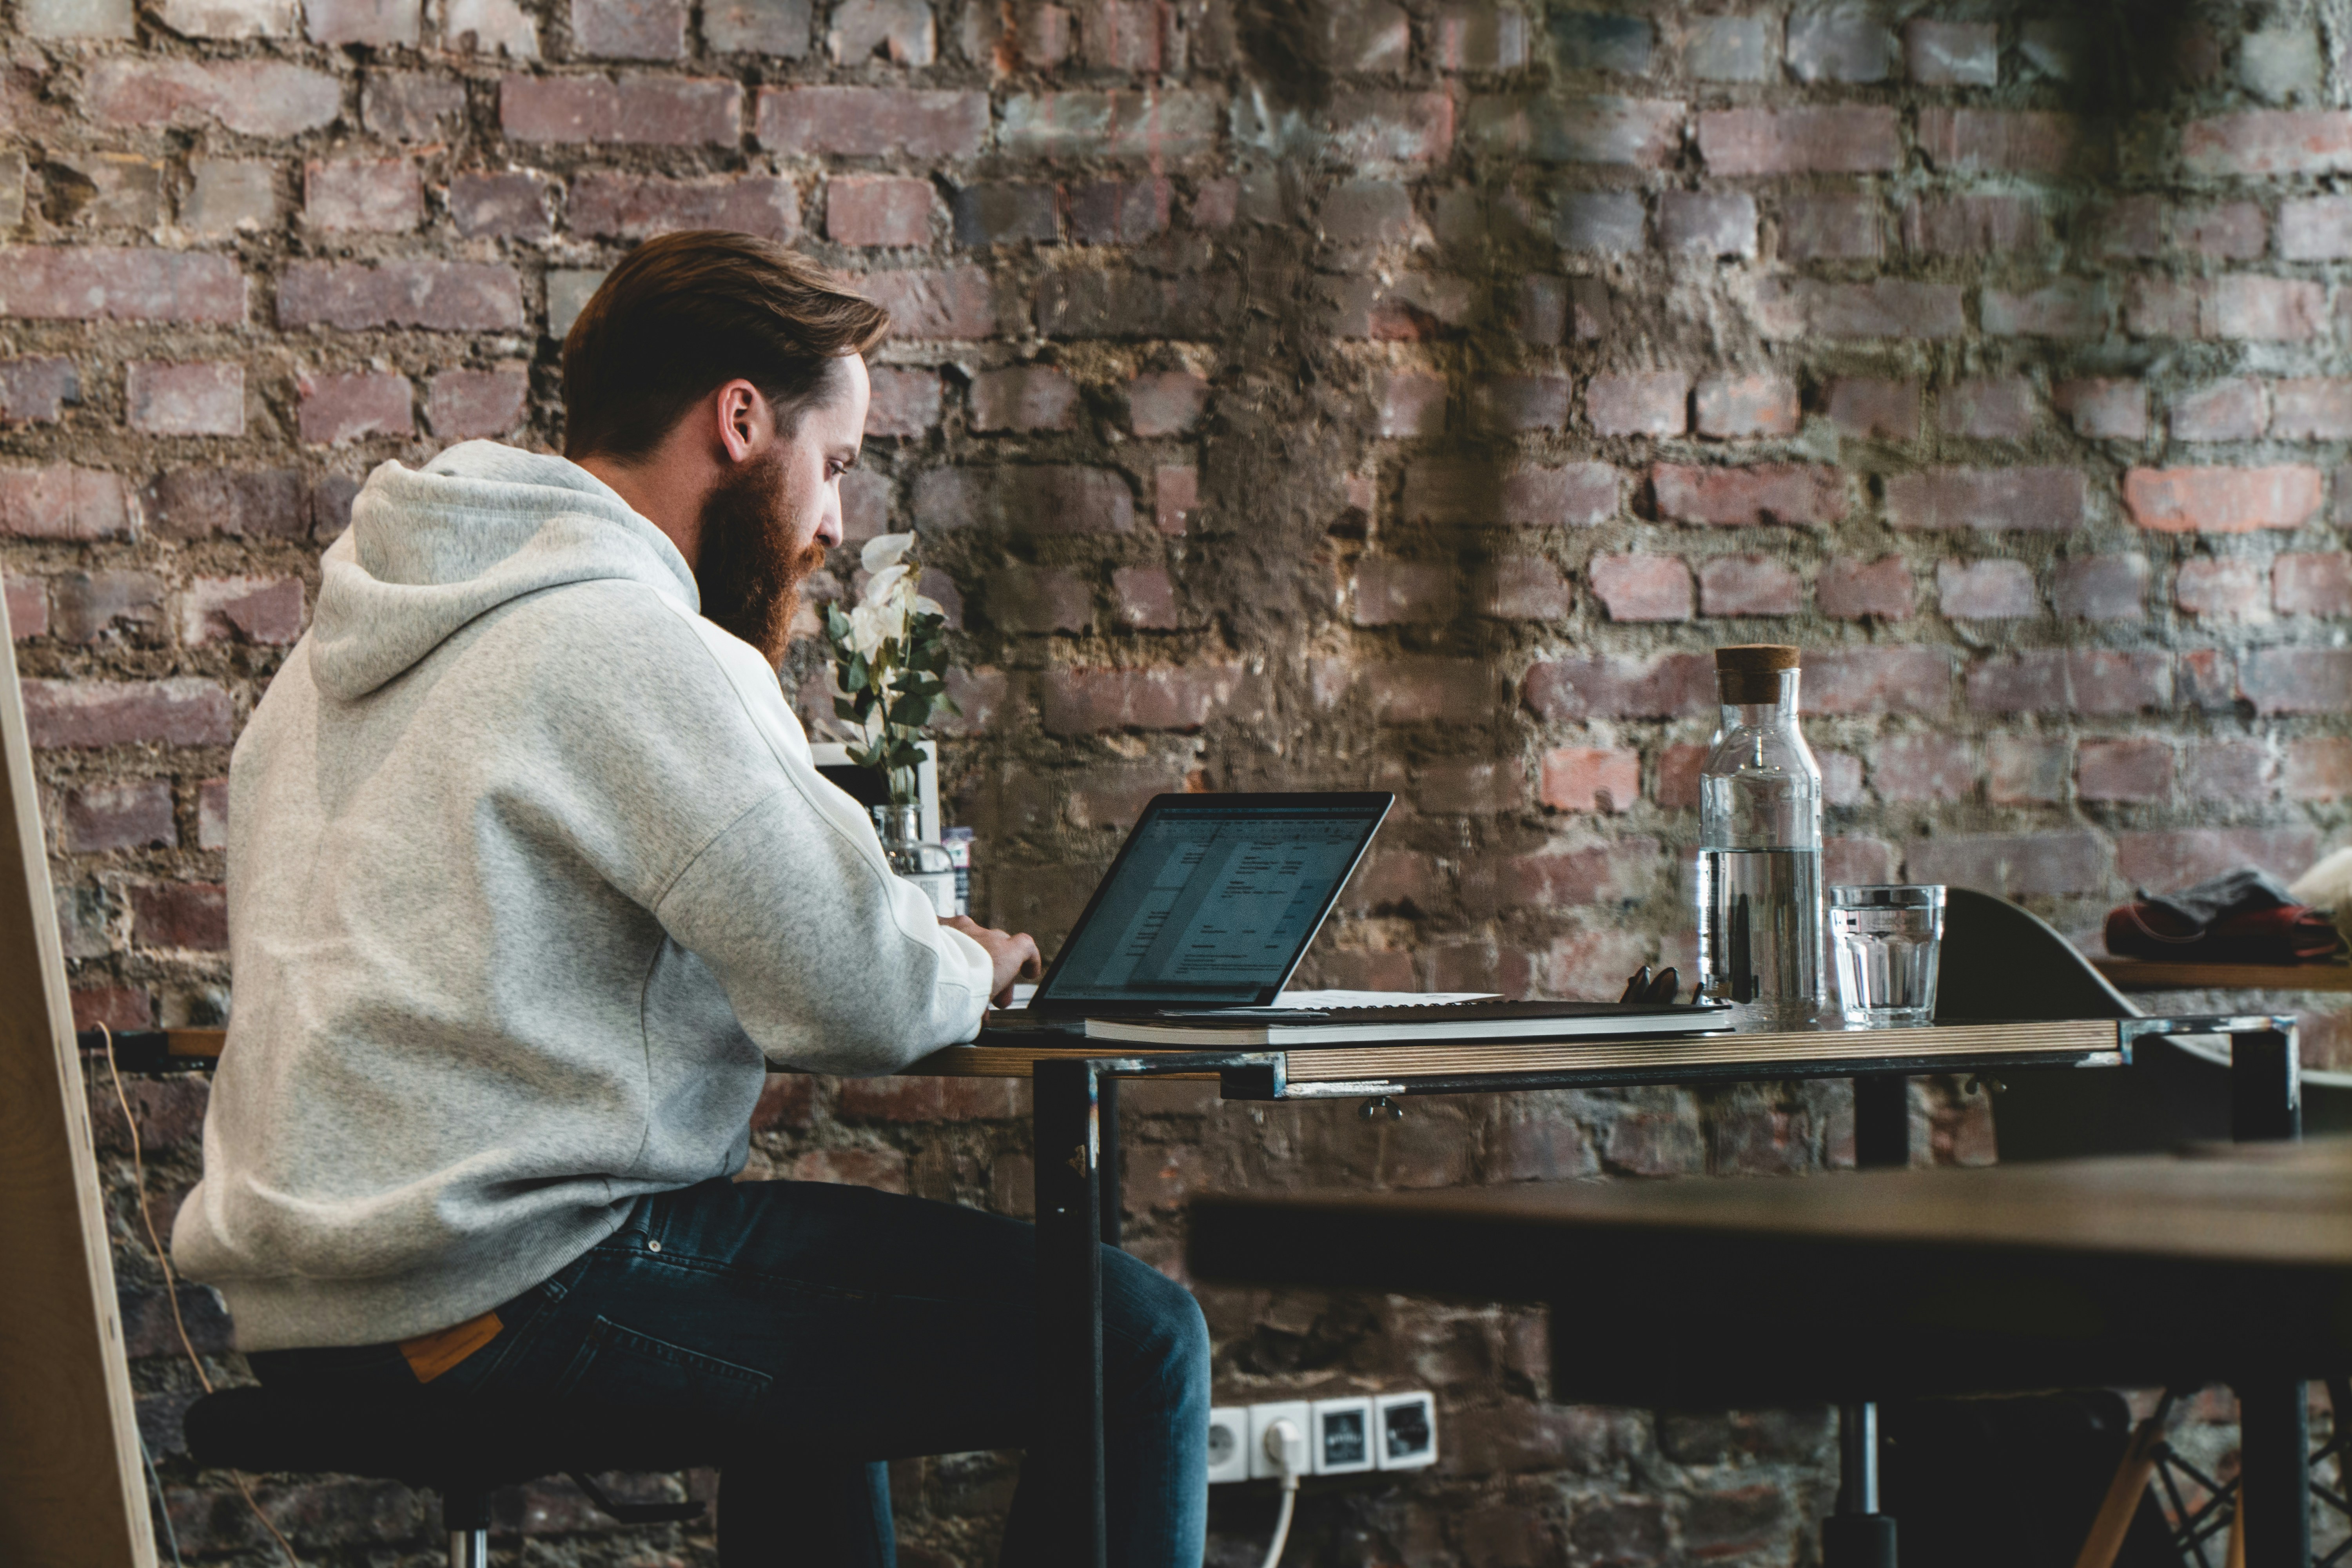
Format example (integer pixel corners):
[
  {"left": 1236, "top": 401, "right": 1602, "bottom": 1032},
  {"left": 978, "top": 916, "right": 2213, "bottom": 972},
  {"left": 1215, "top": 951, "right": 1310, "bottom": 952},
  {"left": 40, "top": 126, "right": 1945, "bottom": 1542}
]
[{"left": 873, "top": 802, "right": 957, "bottom": 918}]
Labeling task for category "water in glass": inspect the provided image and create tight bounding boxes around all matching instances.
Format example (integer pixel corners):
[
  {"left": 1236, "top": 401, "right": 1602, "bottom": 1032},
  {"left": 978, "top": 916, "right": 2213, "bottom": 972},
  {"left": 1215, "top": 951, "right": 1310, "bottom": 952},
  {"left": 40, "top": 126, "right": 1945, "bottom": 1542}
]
[{"left": 1830, "top": 884, "right": 1945, "bottom": 1026}]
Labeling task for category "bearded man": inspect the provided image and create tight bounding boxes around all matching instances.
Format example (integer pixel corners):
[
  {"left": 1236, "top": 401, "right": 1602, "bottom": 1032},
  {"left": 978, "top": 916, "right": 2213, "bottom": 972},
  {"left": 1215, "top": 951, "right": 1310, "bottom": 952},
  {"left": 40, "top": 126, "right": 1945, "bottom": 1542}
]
[{"left": 174, "top": 232, "right": 1212, "bottom": 1566}]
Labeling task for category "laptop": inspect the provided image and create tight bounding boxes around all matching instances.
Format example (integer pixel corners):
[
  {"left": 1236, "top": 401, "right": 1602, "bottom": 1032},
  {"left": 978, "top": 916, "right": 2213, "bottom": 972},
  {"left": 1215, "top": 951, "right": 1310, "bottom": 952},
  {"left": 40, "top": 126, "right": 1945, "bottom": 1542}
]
[{"left": 983, "top": 791, "right": 1726, "bottom": 1045}]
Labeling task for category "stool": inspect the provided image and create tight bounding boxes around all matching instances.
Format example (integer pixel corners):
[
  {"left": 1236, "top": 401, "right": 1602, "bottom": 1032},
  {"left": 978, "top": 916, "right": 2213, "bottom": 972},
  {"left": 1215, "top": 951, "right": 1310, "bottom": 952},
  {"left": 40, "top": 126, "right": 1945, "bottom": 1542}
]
[{"left": 184, "top": 1387, "right": 734, "bottom": 1566}]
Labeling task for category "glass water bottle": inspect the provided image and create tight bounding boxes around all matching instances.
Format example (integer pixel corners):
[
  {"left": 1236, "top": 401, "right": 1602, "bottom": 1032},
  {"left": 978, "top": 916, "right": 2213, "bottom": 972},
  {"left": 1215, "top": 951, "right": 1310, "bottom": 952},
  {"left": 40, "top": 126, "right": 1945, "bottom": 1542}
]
[
  {"left": 1695, "top": 645, "right": 1827, "bottom": 1027},
  {"left": 874, "top": 804, "right": 958, "bottom": 918}
]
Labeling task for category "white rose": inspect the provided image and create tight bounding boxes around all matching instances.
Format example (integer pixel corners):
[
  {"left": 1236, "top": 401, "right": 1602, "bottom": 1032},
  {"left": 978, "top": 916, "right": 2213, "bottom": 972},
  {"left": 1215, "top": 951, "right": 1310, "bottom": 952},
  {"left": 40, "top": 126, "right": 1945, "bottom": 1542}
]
[{"left": 860, "top": 532, "right": 915, "bottom": 575}]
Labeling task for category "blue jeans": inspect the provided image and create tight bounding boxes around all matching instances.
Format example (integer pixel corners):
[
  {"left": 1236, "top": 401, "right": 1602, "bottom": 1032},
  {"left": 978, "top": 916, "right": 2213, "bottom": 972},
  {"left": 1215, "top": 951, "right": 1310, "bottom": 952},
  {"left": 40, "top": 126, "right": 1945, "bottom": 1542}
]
[{"left": 249, "top": 1178, "right": 1211, "bottom": 1566}]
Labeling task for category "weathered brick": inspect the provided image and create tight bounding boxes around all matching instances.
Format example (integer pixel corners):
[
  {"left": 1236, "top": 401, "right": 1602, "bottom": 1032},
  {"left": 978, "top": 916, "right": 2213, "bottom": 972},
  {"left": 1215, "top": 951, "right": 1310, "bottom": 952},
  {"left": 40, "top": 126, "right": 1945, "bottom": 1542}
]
[
  {"left": 1697, "top": 107, "right": 1900, "bottom": 175},
  {"left": 144, "top": 469, "right": 306, "bottom": 541},
  {"left": 998, "top": 90, "right": 1223, "bottom": 159},
  {"left": 1904, "top": 194, "right": 2047, "bottom": 257},
  {"left": 859, "top": 268, "right": 995, "bottom": 339},
  {"left": 2181, "top": 112, "right": 2352, "bottom": 178},
  {"left": 45, "top": 152, "right": 164, "bottom": 230},
  {"left": 1524, "top": 653, "right": 1712, "bottom": 719},
  {"left": 126, "top": 362, "right": 243, "bottom": 437},
  {"left": 362, "top": 72, "right": 466, "bottom": 141},
  {"left": 183, "top": 577, "right": 303, "bottom": 645},
  {"left": 951, "top": 183, "right": 1058, "bottom": 246},
  {"left": 914, "top": 465, "right": 1132, "bottom": 531},
  {"left": 51, "top": 570, "right": 164, "bottom": 644},
  {"left": 1919, "top": 109, "right": 2096, "bottom": 176},
  {"left": 1658, "top": 192, "right": 1756, "bottom": 258},
  {"left": 1154, "top": 465, "right": 1195, "bottom": 534},
  {"left": 2239, "top": 649, "right": 2352, "bottom": 714},
  {"left": 1817, "top": 556, "right": 1912, "bottom": 620},
  {"left": 1697, "top": 555, "right": 1800, "bottom": 616},
  {"left": 2269, "top": 380, "right": 2352, "bottom": 440},
  {"left": 1824, "top": 377, "right": 1918, "bottom": 440},
  {"left": 131, "top": 881, "right": 229, "bottom": 951},
  {"left": 305, "top": 159, "right": 421, "bottom": 232},
  {"left": 1473, "top": 555, "right": 1572, "bottom": 620},
  {"left": 1937, "top": 377, "right": 2035, "bottom": 440},
  {"left": 1554, "top": 191, "right": 1644, "bottom": 253},
  {"left": 503, "top": 74, "right": 741, "bottom": 144},
  {"left": 1871, "top": 734, "right": 1972, "bottom": 802},
  {"left": 571, "top": 174, "right": 799, "bottom": 241},
  {"left": 1966, "top": 651, "right": 2171, "bottom": 715},
  {"left": 2276, "top": 552, "right": 2352, "bottom": 615},
  {"left": 1352, "top": 558, "right": 1458, "bottom": 625},
  {"left": 5, "top": 576, "right": 45, "bottom": 639},
  {"left": 1477, "top": 373, "right": 1571, "bottom": 431},
  {"left": 1068, "top": 179, "right": 1169, "bottom": 244},
  {"left": 1376, "top": 372, "right": 1446, "bottom": 437},
  {"left": 24, "top": 0, "right": 134, "bottom": 34},
  {"left": 1988, "top": 737, "right": 2069, "bottom": 804},
  {"left": 2181, "top": 741, "right": 2271, "bottom": 801},
  {"left": 89, "top": 59, "right": 341, "bottom": 137},
  {"left": 970, "top": 366, "right": 1078, "bottom": 432},
  {"left": 2174, "top": 556, "right": 2267, "bottom": 619},
  {"left": 2285, "top": 739, "right": 2352, "bottom": 802},
  {"left": 182, "top": 161, "right": 278, "bottom": 240},
  {"left": 1126, "top": 371, "right": 1207, "bottom": 436},
  {"left": 425, "top": 368, "right": 528, "bottom": 439},
  {"left": 2279, "top": 196, "right": 2352, "bottom": 260},
  {"left": 2123, "top": 466, "right": 2323, "bottom": 533},
  {"left": 1886, "top": 468, "right": 2084, "bottom": 532},
  {"left": 573, "top": 0, "right": 684, "bottom": 56},
  {"left": 2176, "top": 202, "right": 2267, "bottom": 260},
  {"left": 1694, "top": 372, "right": 1797, "bottom": 439},
  {"left": 1755, "top": 278, "right": 1965, "bottom": 340},
  {"left": 2053, "top": 555, "right": 2149, "bottom": 622},
  {"left": 1906, "top": 19, "right": 1996, "bottom": 85},
  {"left": 305, "top": 0, "right": 417, "bottom": 43},
  {"left": 1807, "top": 648, "right": 1951, "bottom": 714},
  {"left": 1786, "top": 11, "right": 1893, "bottom": 82},
  {"left": 1111, "top": 567, "right": 1176, "bottom": 630},
  {"left": 1903, "top": 831, "right": 2105, "bottom": 898},
  {"left": 22, "top": 679, "right": 233, "bottom": 749},
  {"left": 279, "top": 261, "right": 523, "bottom": 331},
  {"left": 0, "top": 467, "right": 132, "bottom": 541},
  {"left": 1981, "top": 281, "right": 2110, "bottom": 339},
  {"left": 1434, "top": 5, "right": 1528, "bottom": 71},
  {"left": 706, "top": 0, "right": 809, "bottom": 52},
  {"left": 61, "top": 779, "right": 176, "bottom": 853},
  {"left": 1588, "top": 553, "right": 1691, "bottom": 622},
  {"left": 1539, "top": 747, "right": 1639, "bottom": 813},
  {"left": 825, "top": 176, "right": 933, "bottom": 247},
  {"left": 865, "top": 367, "right": 940, "bottom": 438},
  {"left": 1686, "top": 14, "right": 1770, "bottom": 81},
  {"left": 2209, "top": 276, "right": 2325, "bottom": 340},
  {"left": 2114, "top": 828, "right": 2319, "bottom": 889},
  {"left": 2077, "top": 739, "right": 2171, "bottom": 804},
  {"left": 1041, "top": 664, "right": 1255, "bottom": 732},
  {"left": 983, "top": 564, "right": 1090, "bottom": 633},
  {"left": 2053, "top": 378, "right": 2147, "bottom": 440},
  {"left": 1779, "top": 194, "right": 1880, "bottom": 261},
  {"left": 1461, "top": 94, "right": 1673, "bottom": 165},
  {"left": 297, "top": 370, "right": 414, "bottom": 444},
  {"left": 1587, "top": 372, "right": 1686, "bottom": 437},
  {"left": 0, "top": 358, "right": 79, "bottom": 424},
  {"left": 0, "top": 248, "right": 244, "bottom": 324},
  {"left": 1653, "top": 463, "right": 1844, "bottom": 526},
  {"left": 1402, "top": 460, "right": 1619, "bottom": 526}
]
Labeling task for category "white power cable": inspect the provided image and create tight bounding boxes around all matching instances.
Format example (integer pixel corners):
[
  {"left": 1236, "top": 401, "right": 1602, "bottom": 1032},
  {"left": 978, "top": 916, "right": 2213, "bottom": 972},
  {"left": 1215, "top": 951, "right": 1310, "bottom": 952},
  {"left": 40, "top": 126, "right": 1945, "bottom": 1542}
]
[{"left": 1259, "top": 1418, "right": 1308, "bottom": 1568}]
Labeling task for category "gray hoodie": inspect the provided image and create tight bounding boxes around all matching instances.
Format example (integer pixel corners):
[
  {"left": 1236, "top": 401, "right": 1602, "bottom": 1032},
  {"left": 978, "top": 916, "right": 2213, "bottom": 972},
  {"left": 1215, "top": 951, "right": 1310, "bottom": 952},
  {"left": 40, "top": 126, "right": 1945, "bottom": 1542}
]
[{"left": 172, "top": 441, "right": 993, "bottom": 1351}]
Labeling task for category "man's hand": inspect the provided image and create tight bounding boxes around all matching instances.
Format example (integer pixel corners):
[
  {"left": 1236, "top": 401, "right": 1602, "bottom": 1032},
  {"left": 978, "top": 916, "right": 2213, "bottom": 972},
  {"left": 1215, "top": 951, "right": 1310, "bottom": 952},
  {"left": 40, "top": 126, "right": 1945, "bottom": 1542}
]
[{"left": 942, "top": 915, "right": 1042, "bottom": 1008}]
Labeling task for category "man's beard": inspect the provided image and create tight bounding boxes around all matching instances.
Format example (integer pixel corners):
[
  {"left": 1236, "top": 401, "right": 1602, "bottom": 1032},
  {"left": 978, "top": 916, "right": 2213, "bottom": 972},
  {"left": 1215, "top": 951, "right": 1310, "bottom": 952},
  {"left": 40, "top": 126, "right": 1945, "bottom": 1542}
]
[{"left": 694, "top": 455, "right": 828, "bottom": 665}]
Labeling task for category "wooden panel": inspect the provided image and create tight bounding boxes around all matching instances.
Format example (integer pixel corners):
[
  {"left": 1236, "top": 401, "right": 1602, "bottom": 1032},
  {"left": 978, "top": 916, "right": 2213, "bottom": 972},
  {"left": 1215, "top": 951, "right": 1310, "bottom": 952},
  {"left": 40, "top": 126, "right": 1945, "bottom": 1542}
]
[
  {"left": 0, "top": 605, "right": 156, "bottom": 1568},
  {"left": 914, "top": 1018, "right": 2120, "bottom": 1082},
  {"left": 2094, "top": 958, "right": 2352, "bottom": 993}
]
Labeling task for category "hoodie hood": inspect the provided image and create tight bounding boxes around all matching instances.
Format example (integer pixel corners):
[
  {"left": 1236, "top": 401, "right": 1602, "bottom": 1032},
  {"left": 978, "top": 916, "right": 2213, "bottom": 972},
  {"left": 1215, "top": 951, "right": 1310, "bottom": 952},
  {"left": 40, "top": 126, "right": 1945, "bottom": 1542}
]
[{"left": 310, "top": 441, "right": 699, "bottom": 701}]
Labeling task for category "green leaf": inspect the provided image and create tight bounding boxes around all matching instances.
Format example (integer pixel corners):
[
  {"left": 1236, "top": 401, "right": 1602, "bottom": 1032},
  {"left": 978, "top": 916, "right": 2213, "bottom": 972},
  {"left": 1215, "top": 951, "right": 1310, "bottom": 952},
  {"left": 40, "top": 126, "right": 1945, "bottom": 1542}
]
[
  {"left": 842, "top": 653, "right": 869, "bottom": 693},
  {"left": 832, "top": 698, "right": 859, "bottom": 721},
  {"left": 887, "top": 695, "right": 935, "bottom": 729}
]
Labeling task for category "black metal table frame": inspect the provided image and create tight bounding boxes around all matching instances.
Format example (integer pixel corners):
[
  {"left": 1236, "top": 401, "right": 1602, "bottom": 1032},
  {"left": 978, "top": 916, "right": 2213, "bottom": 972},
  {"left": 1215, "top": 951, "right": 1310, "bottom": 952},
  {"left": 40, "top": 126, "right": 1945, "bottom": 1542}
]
[{"left": 1026, "top": 1014, "right": 2307, "bottom": 1568}]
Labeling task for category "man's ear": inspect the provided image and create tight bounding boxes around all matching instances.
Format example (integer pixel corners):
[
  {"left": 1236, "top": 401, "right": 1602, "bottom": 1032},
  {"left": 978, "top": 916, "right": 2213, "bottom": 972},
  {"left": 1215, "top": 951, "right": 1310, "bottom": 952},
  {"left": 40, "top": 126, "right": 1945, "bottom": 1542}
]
[{"left": 713, "top": 378, "right": 770, "bottom": 465}]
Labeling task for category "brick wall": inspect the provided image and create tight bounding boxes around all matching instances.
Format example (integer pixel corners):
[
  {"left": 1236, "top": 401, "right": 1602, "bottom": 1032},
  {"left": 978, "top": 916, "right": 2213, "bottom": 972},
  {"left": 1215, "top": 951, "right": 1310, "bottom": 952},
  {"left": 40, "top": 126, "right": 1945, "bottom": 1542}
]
[{"left": 11, "top": 0, "right": 2348, "bottom": 1559}]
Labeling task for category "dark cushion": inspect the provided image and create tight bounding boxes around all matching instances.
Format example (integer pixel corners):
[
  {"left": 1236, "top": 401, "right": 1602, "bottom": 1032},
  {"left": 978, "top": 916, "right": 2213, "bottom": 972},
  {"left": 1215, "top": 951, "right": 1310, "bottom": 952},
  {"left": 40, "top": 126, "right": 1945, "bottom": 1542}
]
[{"left": 184, "top": 1386, "right": 749, "bottom": 1492}]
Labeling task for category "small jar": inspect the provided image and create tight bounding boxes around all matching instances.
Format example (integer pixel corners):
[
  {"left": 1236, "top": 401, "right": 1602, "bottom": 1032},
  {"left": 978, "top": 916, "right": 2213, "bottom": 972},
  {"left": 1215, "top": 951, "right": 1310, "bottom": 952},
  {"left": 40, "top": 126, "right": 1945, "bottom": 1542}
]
[{"left": 873, "top": 804, "right": 958, "bottom": 918}]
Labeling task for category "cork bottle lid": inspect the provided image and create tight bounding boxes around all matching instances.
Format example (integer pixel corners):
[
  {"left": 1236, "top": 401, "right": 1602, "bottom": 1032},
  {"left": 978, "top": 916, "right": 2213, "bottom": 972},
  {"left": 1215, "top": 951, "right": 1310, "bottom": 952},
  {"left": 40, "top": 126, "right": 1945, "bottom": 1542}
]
[{"left": 1715, "top": 644, "right": 1801, "bottom": 673}]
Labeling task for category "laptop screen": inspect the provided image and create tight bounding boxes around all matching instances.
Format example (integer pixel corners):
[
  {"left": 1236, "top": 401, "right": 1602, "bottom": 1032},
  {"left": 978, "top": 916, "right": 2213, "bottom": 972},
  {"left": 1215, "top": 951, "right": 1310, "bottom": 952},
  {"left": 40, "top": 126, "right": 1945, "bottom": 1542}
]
[{"left": 1032, "top": 792, "right": 1393, "bottom": 1010}]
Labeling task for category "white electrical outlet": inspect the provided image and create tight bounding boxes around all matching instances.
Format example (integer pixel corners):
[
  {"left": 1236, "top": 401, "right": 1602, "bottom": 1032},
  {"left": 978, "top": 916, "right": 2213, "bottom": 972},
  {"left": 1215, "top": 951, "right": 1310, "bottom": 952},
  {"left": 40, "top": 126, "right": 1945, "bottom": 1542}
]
[
  {"left": 1247, "top": 1400, "right": 1312, "bottom": 1480},
  {"left": 1374, "top": 1390, "right": 1437, "bottom": 1470},
  {"left": 1309, "top": 1396, "right": 1377, "bottom": 1475},
  {"left": 1206, "top": 1406, "right": 1250, "bottom": 1485}
]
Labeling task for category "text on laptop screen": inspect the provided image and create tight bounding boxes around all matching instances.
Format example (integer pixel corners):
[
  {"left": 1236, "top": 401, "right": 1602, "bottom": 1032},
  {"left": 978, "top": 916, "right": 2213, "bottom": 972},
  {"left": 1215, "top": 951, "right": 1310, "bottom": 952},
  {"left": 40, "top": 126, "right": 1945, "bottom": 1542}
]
[{"left": 1042, "top": 802, "right": 1383, "bottom": 1004}]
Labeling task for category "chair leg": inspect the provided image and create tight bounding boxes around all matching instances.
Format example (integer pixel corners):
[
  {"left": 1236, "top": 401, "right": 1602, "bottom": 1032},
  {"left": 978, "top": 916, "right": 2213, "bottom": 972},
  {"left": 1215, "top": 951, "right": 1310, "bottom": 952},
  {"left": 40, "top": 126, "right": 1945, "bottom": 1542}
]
[
  {"left": 2073, "top": 1405, "right": 2169, "bottom": 1568},
  {"left": 443, "top": 1488, "right": 492, "bottom": 1568}
]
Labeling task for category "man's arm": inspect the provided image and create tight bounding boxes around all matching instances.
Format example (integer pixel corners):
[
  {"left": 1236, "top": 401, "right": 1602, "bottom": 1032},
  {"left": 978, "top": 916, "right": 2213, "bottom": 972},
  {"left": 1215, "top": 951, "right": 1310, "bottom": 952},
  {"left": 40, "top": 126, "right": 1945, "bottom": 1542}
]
[{"left": 943, "top": 915, "right": 1041, "bottom": 1006}]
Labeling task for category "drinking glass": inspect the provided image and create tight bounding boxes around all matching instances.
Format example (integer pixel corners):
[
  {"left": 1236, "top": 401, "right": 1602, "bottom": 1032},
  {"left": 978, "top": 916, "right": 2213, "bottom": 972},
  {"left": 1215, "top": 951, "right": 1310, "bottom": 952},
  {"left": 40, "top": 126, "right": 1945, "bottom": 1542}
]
[{"left": 1829, "top": 885, "right": 1945, "bottom": 1027}]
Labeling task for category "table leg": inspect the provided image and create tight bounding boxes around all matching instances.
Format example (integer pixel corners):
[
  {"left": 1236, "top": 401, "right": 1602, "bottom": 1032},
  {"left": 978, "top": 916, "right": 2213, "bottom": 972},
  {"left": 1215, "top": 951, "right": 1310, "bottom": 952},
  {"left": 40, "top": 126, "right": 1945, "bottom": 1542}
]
[
  {"left": 2230, "top": 1025, "right": 2301, "bottom": 1144},
  {"left": 2228, "top": 1022, "right": 2304, "bottom": 1565},
  {"left": 1838, "top": 1081, "right": 1906, "bottom": 1566},
  {"left": 1853, "top": 1074, "right": 1910, "bottom": 1171},
  {"left": 1824, "top": 1402, "right": 1897, "bottom": 1567},
  {"left": 2237, "top": 1381, "right": 2311, "bottom": 1567},
  {"left": 1032, "top": 1058, "right": 1108, "bottom": 1568},
  {"left": 1098, "top": 1075, "right": 1121, "bottom": 1249}
]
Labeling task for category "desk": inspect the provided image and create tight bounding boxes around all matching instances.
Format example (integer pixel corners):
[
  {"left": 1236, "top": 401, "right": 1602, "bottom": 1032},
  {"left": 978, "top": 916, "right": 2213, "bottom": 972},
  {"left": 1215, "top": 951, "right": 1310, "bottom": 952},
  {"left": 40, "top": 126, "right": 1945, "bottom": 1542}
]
[
  {"left": 1186, "top": 1143, "right": 2351, "bottom": 1568},
  {"left": 95, "top": 1013, "right": 2307, "bottom": 1568}
]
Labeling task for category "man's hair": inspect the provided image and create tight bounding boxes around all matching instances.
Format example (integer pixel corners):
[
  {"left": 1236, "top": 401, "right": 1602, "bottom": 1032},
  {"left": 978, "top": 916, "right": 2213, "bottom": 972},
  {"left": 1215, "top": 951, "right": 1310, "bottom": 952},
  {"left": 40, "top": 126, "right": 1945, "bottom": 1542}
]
[{"left": 561, "top": 230, "right": 891, "bottom": 463}]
